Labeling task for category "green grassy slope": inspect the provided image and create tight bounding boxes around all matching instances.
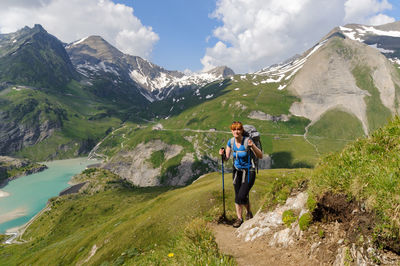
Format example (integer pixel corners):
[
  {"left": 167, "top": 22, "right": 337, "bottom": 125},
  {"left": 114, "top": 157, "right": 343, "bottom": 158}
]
[
  {"left": 0, "top": 84, "right": 122, "bottom": 161},
  {"left": 352, "top": 66, "right": 393, "bottom": 134},
  {"left": 158, "top": 77, "right": 308, "bottom": 134},
  {"left": 308, "top": 109, "right": 366, "bottom": 154},
  {"left": 100, "top": 75, "right": 317, "bottom": 171},
  {"left": 2, "top": 116, "right": 400, "bottom": 263},
  {"left": 0, "top": 168, "right": 309, "bottom": 265},
  {"left": 309, "top": 116, "right": 400, "bottom": 253}
]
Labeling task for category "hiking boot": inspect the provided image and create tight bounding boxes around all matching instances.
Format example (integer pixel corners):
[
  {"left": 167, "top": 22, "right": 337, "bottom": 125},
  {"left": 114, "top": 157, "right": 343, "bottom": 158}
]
[
  {"left": 246, "top": 211, "right": 253, "bottom": 220},
  {"left": 233, "top": 218, "right": 243, "bottom": 228}
]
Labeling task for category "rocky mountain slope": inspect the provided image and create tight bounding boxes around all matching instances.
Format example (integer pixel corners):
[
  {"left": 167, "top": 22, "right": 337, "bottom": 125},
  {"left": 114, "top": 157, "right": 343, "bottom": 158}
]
[
  {"left": 289, "top": 33, "right": 399, "bottom": 134},
  {"left": 0, "top": 24, "right": 77, "bottom": 89},
  {"left": 0, "top": 25, "right": 234, "bottom": 161},
  {"left": 66, "top": 35, "right": 234, "bottom": 101},
  {"left": 250, "top": 21, "right": 400, "bottom": 154},
  {"left": 337, "top": 21, "right": 400, "bottom": 62},
  {"left": 0, "top": 37, "right": 122, "bottom": 160}
]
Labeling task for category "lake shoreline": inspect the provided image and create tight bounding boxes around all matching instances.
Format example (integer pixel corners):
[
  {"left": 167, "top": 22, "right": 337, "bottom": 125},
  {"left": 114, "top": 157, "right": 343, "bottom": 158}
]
[
  {"left": 4, "top": 205, "right": 51, "bottom": 244},
  {"left": 0, "top": 157, "right": 101, "bottom": 236},
  {"left": 0, "top": 164, "right": 48, "bottom": 189}
]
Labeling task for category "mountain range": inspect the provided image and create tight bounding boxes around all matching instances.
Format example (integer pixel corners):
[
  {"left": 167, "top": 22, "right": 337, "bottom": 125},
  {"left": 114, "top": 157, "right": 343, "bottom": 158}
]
[
  {"left": 1, "top": 21, "right": 400, "bottom": 185},
  {"left": 1, "top": 21, "right": 400, "bottom": 265}
]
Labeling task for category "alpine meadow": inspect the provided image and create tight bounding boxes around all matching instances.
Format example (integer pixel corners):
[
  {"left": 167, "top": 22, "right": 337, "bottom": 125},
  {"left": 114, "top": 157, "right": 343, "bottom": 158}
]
[{"left": 1, "top": 13, "right": 400, "bottom": 266}]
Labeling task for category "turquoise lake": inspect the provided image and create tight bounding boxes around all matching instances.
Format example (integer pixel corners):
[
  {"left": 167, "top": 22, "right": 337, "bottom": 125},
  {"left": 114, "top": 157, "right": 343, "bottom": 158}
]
[{"left": 0, "top": 158, "right": 100, "bottom": 233}]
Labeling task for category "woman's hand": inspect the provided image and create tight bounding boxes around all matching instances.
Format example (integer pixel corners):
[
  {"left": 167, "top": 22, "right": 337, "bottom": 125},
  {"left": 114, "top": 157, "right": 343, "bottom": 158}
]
[
  {"left": 220, "top": 147, "right": 230, "bottom": 161},
  {"left": 248, "top": 139, "right": 254, "bottom": 147},
  {"left": 248, "top": 139, "right": 263, "bottom": 159}
]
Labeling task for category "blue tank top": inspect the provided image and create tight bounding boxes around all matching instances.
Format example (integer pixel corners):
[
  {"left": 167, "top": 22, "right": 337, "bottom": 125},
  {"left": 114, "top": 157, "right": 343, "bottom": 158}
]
[{"left": 227, "top": 138, "right": 251, "bottom": 169}]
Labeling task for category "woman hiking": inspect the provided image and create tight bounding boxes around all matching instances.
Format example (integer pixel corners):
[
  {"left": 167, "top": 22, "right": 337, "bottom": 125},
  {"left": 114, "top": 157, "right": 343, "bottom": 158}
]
[{"left": 219, "top": 121, "right": 263, "bottom": 228}]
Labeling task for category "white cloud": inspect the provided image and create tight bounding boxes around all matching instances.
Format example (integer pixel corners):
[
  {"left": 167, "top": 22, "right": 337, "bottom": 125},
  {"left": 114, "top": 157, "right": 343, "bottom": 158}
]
[
  {"left": 0, "top": 0, "right": 51, "bottom": 8},
  {"left": 344, "top": 0, "right": 392, "bottom": 23},
  {"left": 0, "top": 0, "right": 159, "bottom": 59},
  {"left": 202, "top": 0, "right": 396, "bottom": 73},
  {"left": 369, "top": 13, "right": 396, "bottom": 25}
]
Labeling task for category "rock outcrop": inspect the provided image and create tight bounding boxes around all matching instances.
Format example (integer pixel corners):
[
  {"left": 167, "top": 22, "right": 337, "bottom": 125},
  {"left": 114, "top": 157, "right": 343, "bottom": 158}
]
[
  {"left": 0, "top": 156, "right": 47, "bottom": 186},
  {"left": 248, "top": 111, "right": 290, "bottom": 122},
  {"left": 0, "top": 110, "right": 60, "bottom": 155},
  {"left": 103, "top": 140, "right": 197, "bottom": 187}
]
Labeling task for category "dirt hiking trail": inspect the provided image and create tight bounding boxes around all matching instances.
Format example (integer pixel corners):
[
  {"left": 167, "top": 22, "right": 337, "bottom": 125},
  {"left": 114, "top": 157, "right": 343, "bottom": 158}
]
[
  {"left": 212, "top": 223, "right": 319, "bottom": 266},
  {"left": 211, "top": 191, "right": 400, "bottom": 266}
]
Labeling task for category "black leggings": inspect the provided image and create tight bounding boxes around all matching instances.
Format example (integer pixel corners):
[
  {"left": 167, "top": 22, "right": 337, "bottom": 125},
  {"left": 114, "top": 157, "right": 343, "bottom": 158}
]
[{"left": 232, "top": 168, "right": 256, "bottom": 204}]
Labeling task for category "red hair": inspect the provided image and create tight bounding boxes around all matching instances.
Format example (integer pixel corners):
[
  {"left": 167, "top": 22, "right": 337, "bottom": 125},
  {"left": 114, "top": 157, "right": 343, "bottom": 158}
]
[{"left": 230, "top": 121, "right": 243, "bottom": 130}]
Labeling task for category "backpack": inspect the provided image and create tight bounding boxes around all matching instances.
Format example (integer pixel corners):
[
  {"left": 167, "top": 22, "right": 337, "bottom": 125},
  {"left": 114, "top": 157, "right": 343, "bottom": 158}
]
[{"left": 229, "top": 124, "right": 263, "bottom": 173}]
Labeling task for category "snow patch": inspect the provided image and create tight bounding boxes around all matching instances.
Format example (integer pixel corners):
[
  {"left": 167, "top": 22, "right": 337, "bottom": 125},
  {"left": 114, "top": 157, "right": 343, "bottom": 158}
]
[
  {"left": 278, "top": 84, "right": 287, "bottom": 90},
  {"left": 73, "top": 36, "right": 88, "bottom": 46},
  {"left": 261, "top": 74, "right": 285, "bottom": 83},
  {"left": 130, "top": 69, "right": 148, "bottom": 87},
  {"left": 343, "top": 31, "right": 363, "bottom": 42},
  {"left": 339, "top": 26, "right": 352, "bottom": 32},
  {"left": 362, "top": 26, "right": 400, "bottom": 37},
  {"left": 140, "top": 91, "right": 155, "bottom": 102},
  {"left": 389, "top": 58, "right": 400, "bottom": 68},
  {"left": 153, "top": 72, "right": 171, "bottom": 89},
  {"left": 368, "top": 43, "right": 395, "bottom": 53}
]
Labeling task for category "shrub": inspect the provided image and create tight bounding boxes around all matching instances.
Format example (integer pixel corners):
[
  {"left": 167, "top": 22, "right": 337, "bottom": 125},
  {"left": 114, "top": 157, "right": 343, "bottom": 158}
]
[
  {"left": 282, "top": 210, "right": 297, "bottom": 227},
  {"left": 299, "top": 212, "right": 312, "bottom": 231},
  {"left": 306, "top": 194, "right": 317, "bottom": 212}
]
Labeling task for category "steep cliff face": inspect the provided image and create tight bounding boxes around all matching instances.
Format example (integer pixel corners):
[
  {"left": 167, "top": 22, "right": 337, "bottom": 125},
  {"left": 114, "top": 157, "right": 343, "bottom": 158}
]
[
  {"left": 0, "top": 90, "right": 66, "bottom": 155},
  {"left": 0, "top": 106, "right": 61, "bottom": 155}
]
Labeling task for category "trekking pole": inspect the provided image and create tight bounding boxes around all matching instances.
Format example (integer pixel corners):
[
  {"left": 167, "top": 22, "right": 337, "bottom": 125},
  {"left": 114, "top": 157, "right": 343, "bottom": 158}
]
[{"left": 221, "top": 148, "right": 226, "bottom": 219}]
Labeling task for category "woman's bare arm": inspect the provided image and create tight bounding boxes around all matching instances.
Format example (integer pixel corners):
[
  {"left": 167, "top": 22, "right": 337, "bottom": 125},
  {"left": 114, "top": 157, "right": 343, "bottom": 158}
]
[{"left": 248, "top": 139, "right": 263, "bottom": 159}]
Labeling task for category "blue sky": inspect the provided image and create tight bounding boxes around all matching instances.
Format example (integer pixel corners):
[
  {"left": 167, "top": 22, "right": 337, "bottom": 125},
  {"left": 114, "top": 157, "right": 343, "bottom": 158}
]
[
  {"left": 0, "top": 0, "right": 399, "bottom": 73},
  {"left": 383, "top": 1, "right": 400, "bottom": 19},
  {"left": 114, "top": 0, "right": 400, "bottom": 72},
  {"left": 115, "top": 0, "right": 220, "bottom": 72}
]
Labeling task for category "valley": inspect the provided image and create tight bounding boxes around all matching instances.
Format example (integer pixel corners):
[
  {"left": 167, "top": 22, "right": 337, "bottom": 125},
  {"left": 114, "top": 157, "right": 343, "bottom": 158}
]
[{"left": 1, "top": 20, "right": 400, "bottom": 265}]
